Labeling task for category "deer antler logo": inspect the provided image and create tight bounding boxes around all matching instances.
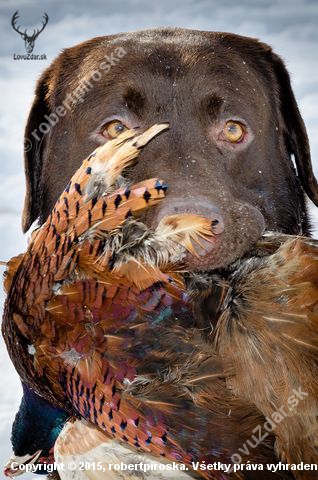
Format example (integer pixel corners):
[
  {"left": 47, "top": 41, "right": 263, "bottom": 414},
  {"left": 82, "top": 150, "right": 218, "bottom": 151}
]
[{"left": 11, "top": 11, "right": 49, "bottom": 53}]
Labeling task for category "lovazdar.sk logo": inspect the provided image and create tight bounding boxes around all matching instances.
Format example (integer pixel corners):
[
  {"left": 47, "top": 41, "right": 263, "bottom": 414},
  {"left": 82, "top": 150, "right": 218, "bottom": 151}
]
[{"left": 11, "top": 10, "right": 48, "bottom": 60}]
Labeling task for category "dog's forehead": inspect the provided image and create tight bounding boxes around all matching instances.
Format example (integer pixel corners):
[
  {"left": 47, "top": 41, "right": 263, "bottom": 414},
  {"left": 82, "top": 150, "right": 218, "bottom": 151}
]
[
  {"left": 56, "top": 29, "right": 270, "bottom": 123},
  {"left": 92, "top": 31, "right": 251, "bottom": 75},
  {"left": 74, "top": 32, "right": 266, "bottom": 96}
]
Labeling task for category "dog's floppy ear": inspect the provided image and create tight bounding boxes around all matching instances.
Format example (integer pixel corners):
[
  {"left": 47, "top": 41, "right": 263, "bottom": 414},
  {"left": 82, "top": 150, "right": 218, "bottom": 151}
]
[
  {"left": 268, "top": 49, "right": 318, "bottom": 206},
  {"left": 219, "top": 33, "right": 317, "bottom": 206},
  {"left": 22, "top": 72, "right": 50, "bottom": 232}
]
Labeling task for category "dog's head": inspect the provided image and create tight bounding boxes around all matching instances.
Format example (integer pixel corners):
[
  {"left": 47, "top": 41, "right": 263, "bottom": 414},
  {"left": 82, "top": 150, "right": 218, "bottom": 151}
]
[{"left": 22, "top": 28, "right": 318, "bottom": 270}]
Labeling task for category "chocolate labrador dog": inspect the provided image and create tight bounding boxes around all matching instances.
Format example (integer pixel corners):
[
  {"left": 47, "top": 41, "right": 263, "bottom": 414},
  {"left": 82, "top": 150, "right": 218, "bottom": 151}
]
[
  {"left": 23, "top": 27, "right": 318, "bottom": 273},
  {"left": 21, "top": 28, "right": 318, "bottom": 478}
]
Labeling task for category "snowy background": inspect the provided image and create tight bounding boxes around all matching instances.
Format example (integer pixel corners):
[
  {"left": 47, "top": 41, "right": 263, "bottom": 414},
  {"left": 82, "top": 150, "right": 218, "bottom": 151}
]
[{"left": 0, "top": 0, "right": 317, "bottom": 477}]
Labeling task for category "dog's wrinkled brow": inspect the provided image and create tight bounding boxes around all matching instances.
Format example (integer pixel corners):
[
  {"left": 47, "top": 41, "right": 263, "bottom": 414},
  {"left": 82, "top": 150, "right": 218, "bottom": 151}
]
[
  {"left": 123, "top": 88, "right": 146, "bottom": 117},
  {"left": 202, "top": 95, "right": 224, "bottom": 119}
]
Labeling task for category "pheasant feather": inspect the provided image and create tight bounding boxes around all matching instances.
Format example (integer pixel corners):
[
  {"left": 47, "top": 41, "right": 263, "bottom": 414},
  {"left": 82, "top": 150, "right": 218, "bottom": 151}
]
[{"left": 156, "top": 214, "right": 214, "bottom": 257}]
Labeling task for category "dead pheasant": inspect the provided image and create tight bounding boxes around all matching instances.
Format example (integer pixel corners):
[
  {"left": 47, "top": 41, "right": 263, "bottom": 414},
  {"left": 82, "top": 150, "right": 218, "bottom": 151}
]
[
  {"left": 3, "top": 124, "right": 283, "bottom": 480},
  {"left": 2, "top": 124, "right": 318, "bottom": 480}
]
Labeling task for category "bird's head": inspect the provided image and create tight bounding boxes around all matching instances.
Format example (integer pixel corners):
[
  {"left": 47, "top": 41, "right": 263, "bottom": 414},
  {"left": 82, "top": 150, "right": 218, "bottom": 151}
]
[{"left": 4, "top": 383, "right": 69, "bottom": 477}]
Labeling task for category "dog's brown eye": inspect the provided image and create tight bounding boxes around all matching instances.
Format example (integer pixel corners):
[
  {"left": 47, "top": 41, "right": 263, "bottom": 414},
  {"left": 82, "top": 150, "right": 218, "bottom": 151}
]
[
  {"left": 103, "top": 120, "right": 127, "bottom": 139},
  {"left": 224, "top": 121, "right": 245, "bottom": 143}
]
